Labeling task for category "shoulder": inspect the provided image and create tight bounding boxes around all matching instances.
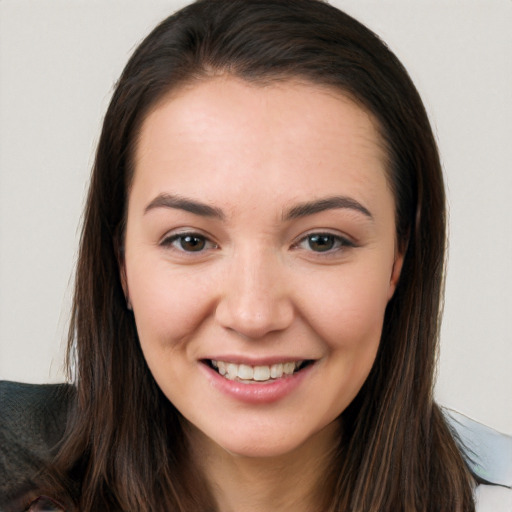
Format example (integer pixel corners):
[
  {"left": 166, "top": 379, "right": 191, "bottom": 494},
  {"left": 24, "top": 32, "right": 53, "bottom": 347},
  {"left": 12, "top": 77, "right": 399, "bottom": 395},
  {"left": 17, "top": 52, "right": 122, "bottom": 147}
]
[
  {"left": 444, "top": 408, "right": 512, "bottom": 511},
  {"left": 475, "top": 485, "right": 512, "bottom": 512},
  {"left": 0, "top": 381, "right": 75, "bottom": 509},
  {"left": 444, "top": 408, "right": 512, "bottom": 488}
]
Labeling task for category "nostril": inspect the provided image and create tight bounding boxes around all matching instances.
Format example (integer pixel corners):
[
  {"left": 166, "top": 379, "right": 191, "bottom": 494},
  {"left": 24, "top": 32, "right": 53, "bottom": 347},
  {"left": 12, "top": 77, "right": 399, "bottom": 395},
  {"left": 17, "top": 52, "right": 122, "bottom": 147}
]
[{"left": 215, "top": 296, "right": 295, "bottom": 340}]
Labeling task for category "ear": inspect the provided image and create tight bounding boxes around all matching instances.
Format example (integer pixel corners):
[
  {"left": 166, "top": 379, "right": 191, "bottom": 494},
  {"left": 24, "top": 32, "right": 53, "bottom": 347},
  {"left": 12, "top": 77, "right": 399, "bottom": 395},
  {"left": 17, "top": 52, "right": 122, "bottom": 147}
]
[{"left": 387, "top": 247, "right": 405, "bottom": 301}]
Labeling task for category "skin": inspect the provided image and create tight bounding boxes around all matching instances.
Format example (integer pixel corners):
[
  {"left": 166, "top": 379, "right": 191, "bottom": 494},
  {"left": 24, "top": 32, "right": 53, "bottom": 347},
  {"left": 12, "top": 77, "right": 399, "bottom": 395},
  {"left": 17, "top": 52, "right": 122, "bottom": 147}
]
[{"left": 122, "top": 77, "right": 403, "bottom": 512}]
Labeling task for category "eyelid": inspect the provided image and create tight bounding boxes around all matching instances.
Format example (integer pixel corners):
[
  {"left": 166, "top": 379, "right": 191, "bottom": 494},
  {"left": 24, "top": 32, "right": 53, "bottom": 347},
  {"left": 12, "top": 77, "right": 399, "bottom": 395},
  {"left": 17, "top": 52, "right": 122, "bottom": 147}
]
[
  {"left": 292, "top": 230, "right": 356, "bottom": 253},
  {"left": 159, "top": 228, "right": 218, "bottom": 253}
]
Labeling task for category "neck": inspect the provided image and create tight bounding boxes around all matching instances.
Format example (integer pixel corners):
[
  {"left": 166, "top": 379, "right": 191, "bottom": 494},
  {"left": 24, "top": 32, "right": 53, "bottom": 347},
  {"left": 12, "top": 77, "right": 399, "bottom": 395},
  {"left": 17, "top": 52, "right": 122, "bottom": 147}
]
[{"left": 187, "top": 420, "right": 340, "bottom": 512}]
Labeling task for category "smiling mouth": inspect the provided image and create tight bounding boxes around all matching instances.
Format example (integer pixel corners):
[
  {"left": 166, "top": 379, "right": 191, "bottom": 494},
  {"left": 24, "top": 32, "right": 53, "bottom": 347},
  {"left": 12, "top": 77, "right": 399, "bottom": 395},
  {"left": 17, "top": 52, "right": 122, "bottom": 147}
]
[{"left": 204, "top": 359, "right": 313, "bottom": 383}]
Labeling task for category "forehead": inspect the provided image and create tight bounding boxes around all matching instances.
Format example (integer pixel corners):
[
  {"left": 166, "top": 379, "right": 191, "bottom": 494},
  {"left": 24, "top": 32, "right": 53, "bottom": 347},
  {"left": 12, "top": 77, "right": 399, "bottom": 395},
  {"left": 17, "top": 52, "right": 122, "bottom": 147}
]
[{"left": 131, "top": 77, "right": 392, "bottom": 218}]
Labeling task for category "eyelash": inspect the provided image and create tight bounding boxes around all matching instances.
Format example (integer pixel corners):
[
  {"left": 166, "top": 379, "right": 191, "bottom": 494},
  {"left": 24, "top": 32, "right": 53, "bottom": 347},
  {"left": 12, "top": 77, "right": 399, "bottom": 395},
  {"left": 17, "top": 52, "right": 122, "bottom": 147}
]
[
  {"left": 159, "top": 231, "right": 218, "bottom": 254},
  {"left": 293, "top": 232, "right": 355, "bottom": 256},
  {"left": 160, "top": 230, "right": 355, "bottom": 256}
]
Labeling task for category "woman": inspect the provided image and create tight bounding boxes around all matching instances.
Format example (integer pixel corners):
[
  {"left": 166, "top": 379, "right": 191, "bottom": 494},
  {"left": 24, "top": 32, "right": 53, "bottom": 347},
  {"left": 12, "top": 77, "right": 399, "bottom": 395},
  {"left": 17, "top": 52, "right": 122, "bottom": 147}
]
[{"left": 1, "top": 0, "right": 510, "bottom": 510}]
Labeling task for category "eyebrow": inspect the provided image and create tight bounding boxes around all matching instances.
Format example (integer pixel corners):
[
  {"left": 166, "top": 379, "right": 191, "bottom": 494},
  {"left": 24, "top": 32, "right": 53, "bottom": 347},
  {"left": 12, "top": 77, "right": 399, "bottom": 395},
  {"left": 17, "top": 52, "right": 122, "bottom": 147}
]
[
  {"left": 144, "top": 193, "right": 225, "bottom": 220},
  {"left": 283, "top": 195, "right": 373, "bottom": 221},
  {"left": 144, "top": 193, "right": 372, "bottom": 222}
]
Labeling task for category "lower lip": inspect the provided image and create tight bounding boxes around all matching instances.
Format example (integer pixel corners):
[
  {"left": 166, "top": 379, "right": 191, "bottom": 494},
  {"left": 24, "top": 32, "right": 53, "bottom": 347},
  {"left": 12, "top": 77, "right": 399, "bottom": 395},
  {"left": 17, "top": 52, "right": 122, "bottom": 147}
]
[{"left": 200, "top": 362, "right": 315, "bottom": 404}]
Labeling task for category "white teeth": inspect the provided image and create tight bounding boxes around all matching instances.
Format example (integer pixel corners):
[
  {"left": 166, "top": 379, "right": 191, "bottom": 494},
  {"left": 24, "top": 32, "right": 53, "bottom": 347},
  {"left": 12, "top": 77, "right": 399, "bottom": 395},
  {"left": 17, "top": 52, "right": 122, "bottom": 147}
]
[
  {"left": 238, "top": 364, "right": 254, "bottom": 380},
  {"left": 226, "top": 363, "right": 238, "bottom": 380},
  {"left": 209, "top": 360, "right": 306, "bottom": 382},
  {"left": 253, "top": 365, "right": 271, "bottom": 381},
  {"left": 216, "top": 361, "right": 227, "bottom": 376},
  {"left": 283, "top": 362, "right": 296, "bottom": 375},
  {"left": 270, "top": 363, "right": 283, "bottom": 378}
]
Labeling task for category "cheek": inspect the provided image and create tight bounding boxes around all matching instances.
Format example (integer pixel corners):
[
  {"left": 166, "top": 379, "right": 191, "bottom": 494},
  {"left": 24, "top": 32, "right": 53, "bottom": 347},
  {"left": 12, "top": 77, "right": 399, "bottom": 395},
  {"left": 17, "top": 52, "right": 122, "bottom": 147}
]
[
  {"left": 127, "top": 262, "right": 215, "bottom": 348},
  {"left": 300, "top": 265, "right": 392, "bottom": 351},
  {"left": 303, "top": 268, "right": 391, "bottom": 418}
]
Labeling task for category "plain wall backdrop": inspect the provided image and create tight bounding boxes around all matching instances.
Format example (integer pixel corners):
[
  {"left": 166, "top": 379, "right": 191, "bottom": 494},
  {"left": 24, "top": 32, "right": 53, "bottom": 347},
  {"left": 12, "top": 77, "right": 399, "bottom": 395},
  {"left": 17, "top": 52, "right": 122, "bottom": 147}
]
[{"left": 1, "top": 0, "right": 511, "bottom": 434}]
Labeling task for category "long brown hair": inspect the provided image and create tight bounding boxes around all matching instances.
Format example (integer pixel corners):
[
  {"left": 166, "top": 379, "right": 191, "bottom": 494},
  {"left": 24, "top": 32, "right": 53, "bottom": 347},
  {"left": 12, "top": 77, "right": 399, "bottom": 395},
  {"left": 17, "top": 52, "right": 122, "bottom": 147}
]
[{"left": 42, "top": 1, "right": 475, "bottom": 510}]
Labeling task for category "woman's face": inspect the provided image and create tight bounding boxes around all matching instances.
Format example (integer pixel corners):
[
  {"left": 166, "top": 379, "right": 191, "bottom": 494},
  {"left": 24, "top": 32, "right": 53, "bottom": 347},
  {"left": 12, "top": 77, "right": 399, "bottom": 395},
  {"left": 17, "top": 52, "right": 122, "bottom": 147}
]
[{"left": 123, "top": 77, "right": 402, "bottom": 458}]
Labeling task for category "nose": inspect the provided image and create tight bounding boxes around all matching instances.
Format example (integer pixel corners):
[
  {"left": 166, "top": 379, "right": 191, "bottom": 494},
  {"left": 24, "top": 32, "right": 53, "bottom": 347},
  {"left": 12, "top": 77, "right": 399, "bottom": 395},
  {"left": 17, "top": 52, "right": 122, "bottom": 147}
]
[{"left": 215, "top": 247, "right": 294, "bottom": 339}]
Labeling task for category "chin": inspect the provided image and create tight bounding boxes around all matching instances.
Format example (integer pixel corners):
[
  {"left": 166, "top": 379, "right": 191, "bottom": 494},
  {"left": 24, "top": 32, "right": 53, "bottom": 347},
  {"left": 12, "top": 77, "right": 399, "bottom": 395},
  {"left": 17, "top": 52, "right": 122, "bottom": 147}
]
[
  {"left": 197, "top": 417, "right": 340, "bottom": 461},
  {"left": 221, "top": 437, "right": 303, "bottom": 459}
]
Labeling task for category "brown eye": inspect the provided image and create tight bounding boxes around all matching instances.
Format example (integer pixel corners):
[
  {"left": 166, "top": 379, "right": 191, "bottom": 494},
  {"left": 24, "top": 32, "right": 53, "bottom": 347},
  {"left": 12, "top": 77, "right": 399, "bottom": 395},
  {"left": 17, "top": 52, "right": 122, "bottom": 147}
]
[
  {"left": 160, "top": 232, "right": 216, "bottom": 254},
  {"left": 307, "top": 234, "right": 337, "bottom": 252},
  {"left": 179, "top": 234, "right": 206, "bottom": 252},
  {"left": 295, "top": 232, "right": 355, "bottom": 255}
]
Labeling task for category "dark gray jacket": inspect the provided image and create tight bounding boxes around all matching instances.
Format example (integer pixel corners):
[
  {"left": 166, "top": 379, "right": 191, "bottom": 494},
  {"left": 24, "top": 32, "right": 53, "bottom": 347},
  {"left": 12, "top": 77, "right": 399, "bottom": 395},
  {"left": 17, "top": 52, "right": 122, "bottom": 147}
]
[{"left": 0, "top": 382, "right": 73, "bottom": 511}]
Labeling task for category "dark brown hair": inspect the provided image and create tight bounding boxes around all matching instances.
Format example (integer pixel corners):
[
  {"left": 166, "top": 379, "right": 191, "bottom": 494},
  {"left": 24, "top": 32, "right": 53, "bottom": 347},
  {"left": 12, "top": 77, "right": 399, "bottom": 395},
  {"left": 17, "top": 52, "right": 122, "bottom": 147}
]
[{"left": 42, "top": 0, "right": 475, "bottom": 510}]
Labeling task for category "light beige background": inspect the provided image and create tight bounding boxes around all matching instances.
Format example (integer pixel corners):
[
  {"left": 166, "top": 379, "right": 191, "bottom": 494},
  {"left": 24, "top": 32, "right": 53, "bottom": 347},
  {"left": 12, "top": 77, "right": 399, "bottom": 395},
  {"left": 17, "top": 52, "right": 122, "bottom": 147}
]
[{"left": 1, "top": 1, "right": 511, "bottom": 434}]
